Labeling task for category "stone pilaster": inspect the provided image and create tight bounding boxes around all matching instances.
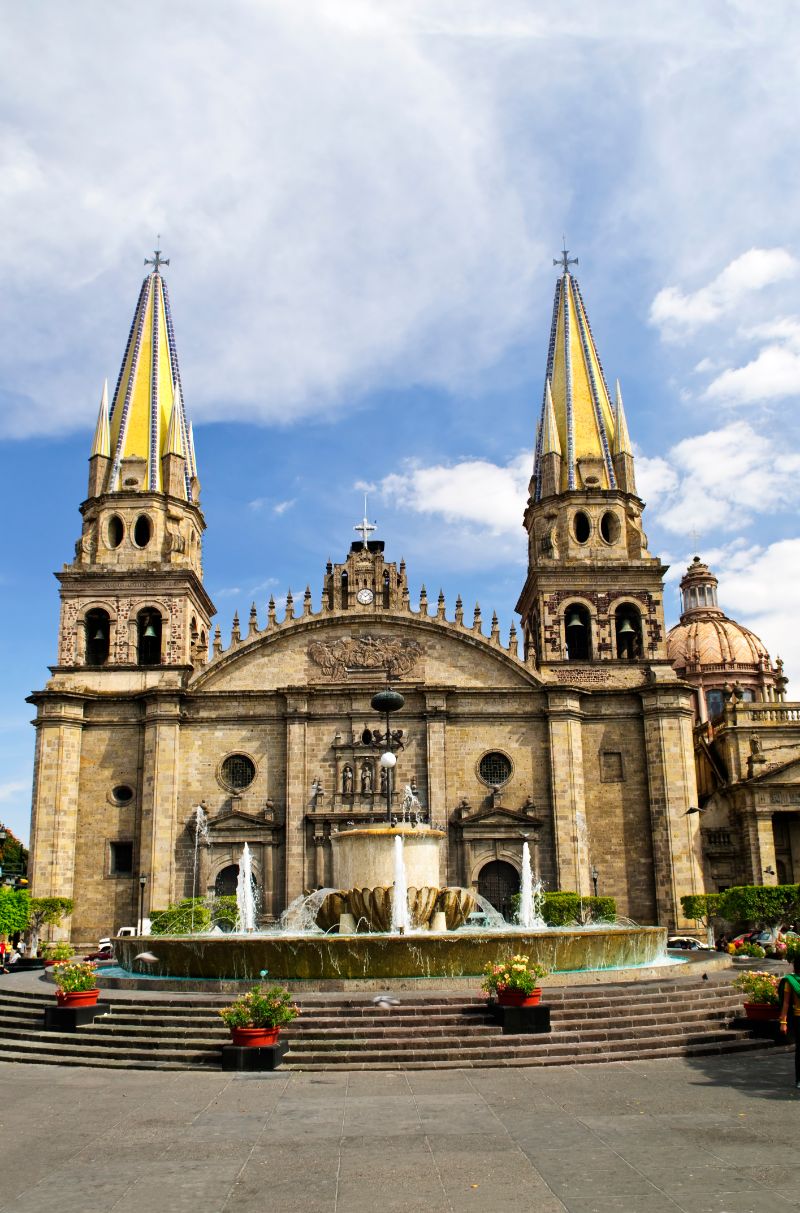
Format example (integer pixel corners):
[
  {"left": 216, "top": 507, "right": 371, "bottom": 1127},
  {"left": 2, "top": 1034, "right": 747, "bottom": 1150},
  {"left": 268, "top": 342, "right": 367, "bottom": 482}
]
[
  {"left": 546, "top": 688, "right": 590, "bottom": 895},
  {"left": 28, "top": 697, "right": 85, "bottom": 939},
  {"left": 284, "top": 691, "right": 309, "bottom": 906},
  {"left": 424, "top": 691, "right": 448, "bottom": 834},
  {"left": 639, "top": 679, "right": 704, "bottom": 927},
  {"left": 138, "top": 694, "right": 182, "bottom": 915}
]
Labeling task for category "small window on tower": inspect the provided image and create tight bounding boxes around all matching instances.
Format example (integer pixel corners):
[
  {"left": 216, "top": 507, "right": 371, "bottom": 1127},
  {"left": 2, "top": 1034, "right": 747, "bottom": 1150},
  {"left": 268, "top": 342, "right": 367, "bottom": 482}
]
[
  {"left": 573, "top": 511, "right": 591, "bottom": 543},
  {"left": 85, "top": 608, "right": 111, "bottom": 666},
  {"left": 107, "top": 515, "right": 124, "bottom": 548},
  {"left": 133, "top": 515, "right": 152, "bottom": 547},
  {"left": 600, "top": 511, "right": 620, "bottom": 544}
]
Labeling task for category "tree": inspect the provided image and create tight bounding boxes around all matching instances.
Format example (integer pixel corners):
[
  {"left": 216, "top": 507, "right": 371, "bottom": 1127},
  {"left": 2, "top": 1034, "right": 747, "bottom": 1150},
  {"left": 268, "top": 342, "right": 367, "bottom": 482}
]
[
  {"left": 26, "top": 897, "right": 74, "bottom": 956},
  {"left": 0, "top": 824, "right": 28, "bottom": 883},
  {"left": 719, "top": 884, "right": 800, "bottom": 931},
  {"left": 0, "top": 888, "right": 30, "bottom": 937},
  {"left": 680, "top": 893, "right": 722, "bottom": 945},
  {"left": 150, "top": 899, "right": 212, "bottom": 935}
]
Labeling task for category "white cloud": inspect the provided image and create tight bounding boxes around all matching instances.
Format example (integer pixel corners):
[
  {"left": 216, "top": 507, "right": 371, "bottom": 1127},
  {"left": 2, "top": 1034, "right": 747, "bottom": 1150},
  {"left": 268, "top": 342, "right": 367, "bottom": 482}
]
[
  {"left": 715, "top": 539, "right": 800, "bottom": 680},
  {"left": 381, "top": 452, "right": 530, "bottom": 537},
  {"left": 704, "top": 344, "right": 800, "bottom": 406},
  {"left": 641, "top": 421, "right": 800, "bottom": 537},
  {"left": 273, "top": 500, "right": 296, "bottom": 517},
  {"left": 650, "top": 249, "right": 798, "bottom": 337}
]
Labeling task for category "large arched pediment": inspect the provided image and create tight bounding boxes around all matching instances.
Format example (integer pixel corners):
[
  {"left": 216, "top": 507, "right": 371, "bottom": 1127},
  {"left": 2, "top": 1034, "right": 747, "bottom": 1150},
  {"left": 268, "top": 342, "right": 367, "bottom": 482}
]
[{"left": 190, "top": 611, "right": 541, "bottom": 693}]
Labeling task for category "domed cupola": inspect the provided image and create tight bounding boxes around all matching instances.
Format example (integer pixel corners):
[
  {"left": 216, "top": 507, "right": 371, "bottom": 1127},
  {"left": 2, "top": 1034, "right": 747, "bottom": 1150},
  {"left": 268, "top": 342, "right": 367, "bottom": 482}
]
[{"left": 667, "top": 556, "right": 783, "bottom": 720}]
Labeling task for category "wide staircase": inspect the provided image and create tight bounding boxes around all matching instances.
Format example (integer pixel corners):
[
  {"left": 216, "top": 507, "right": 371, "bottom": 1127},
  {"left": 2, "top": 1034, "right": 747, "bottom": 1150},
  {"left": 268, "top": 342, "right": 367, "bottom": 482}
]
[{"left": 0, "top": 975, "right": 777, "bottom": 1072}]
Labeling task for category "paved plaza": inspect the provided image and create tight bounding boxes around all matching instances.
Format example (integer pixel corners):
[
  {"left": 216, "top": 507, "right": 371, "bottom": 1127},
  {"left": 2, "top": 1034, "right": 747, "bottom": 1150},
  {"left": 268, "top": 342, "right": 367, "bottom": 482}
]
[{"left": 0, "top": 1049, "right": 797, "bottom": 1213}]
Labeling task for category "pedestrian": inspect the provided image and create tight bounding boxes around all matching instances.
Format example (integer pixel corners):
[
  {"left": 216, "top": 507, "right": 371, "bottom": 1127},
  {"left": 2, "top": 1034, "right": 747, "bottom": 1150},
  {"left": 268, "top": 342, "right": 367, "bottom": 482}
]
[
  {"left": 777, "top": 955, "right": 800, "bottom": 1089},
  {"left": 0, "top": 936, "right": 9, "bottom": 974}
]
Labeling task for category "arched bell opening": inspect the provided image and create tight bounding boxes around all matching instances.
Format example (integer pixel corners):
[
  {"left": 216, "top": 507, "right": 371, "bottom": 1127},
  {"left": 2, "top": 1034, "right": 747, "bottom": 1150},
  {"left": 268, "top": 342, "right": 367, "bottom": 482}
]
[
  {"left": 137, "top": 609, "right": 162, "bottom": 666},
  {"left": 85, "top": 608, "right": 111, "bottom": 666},
  {"left": 564, "top": 603, "right": 592, "bottom": 661},
  {"left": 615, "top": 604, "right": 643, "bottom": 660}
]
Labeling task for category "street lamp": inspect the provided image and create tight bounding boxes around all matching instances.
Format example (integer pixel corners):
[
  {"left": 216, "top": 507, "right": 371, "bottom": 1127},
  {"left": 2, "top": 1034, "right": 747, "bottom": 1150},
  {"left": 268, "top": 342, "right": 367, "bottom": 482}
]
[
  {"left": 590, "top": 865, "right": 599, "bottom": 897},
  {"left": 366, "top": 686, "right": 405, "bottom": 822},
  {"left": 138, "top": 875, "right": 147, "bottom": 935}
]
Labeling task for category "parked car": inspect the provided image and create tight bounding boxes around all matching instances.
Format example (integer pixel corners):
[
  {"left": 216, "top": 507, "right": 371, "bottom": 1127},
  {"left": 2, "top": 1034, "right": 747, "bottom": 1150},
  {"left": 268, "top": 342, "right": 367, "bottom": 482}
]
[
  {"left": 667, "top": 936, "right": 714, "bottom": 951},
  {"left": 730, "top": 930, "right": 774, "bottom": 949},
  {"left": 83, "top": 943, "right": 115, "bottom": 962}
]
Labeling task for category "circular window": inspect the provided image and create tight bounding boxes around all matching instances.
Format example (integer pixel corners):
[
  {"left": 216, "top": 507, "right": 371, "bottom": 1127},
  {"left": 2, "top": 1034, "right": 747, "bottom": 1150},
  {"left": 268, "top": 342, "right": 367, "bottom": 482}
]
[
  {"left": 600, "top": 511, "right": 620, "bottom": 544},
  {"left": 573, "top": 511, "right": 591, "bottom": 543},
  {"left": 107, "top": 515, "right": 124, "bottom": 548},
  {"left": 478, "top": 752, "right": 512, "bottom": 787},
  {"left": 133, "top": 515, "right": 152, "bottom": 547},
  {"left": 220, "top": 754, "right": 256, "bottom": 791},
  {"left": 110, "top": 785, "right": 134, "bottom": 805}
]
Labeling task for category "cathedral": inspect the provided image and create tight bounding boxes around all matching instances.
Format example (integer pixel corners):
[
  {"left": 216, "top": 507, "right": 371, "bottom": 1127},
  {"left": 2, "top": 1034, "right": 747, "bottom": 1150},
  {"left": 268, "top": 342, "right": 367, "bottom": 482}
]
[{"left": 27, "top": 250, "right": 797, "bottom": 944}]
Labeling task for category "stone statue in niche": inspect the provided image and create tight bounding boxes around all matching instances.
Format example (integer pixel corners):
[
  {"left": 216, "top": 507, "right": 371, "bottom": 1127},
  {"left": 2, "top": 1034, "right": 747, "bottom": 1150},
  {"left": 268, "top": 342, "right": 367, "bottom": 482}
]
[
  {"left": 342, "top": 765, "right": 354, "bottom": 796},
  {"left": 360, "top": 762, "right": 373, "bottom": 794},
  {"left": 380, "top": 766, "right": 388, "bottom": 794}
]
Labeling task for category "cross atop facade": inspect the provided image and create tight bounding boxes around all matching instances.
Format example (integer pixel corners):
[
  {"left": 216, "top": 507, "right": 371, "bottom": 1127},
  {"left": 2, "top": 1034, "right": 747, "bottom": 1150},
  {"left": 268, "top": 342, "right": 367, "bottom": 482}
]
[
  {"left": 145, "top": 237, "right": 170, "bottom": 274},
  {"left": 354, "top": 496, "right": 377, "bottom": 549},
  {"left": 553, "top": 239, "right": 578, "bottom": 274}
]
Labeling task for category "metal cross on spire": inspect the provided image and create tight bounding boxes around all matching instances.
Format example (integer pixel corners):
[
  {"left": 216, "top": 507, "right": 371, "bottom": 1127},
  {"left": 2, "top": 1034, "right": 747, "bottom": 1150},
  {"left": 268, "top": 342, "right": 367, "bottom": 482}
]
[
  {"left": 553, "top": 238, "right": 578, "bottom": 274},
  {"left": 354, "top": 496, "right": 377, "bottom": 549},
  {"left": 145, "top": 236, "right": 170, "bottom": 274}
]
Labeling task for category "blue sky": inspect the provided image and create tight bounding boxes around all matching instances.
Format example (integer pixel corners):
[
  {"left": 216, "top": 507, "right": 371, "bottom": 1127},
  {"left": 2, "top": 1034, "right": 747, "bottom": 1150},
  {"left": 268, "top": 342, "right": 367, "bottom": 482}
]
[{"left": 3, "top": 3, "right": 800, "bottom": 843}]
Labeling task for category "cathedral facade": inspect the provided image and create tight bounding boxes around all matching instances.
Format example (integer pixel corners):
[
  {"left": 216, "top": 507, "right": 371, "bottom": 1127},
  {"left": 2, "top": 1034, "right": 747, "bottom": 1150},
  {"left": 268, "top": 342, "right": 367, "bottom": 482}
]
[{"left": 28, "top": 254, "right": 709, "bottom": 943}]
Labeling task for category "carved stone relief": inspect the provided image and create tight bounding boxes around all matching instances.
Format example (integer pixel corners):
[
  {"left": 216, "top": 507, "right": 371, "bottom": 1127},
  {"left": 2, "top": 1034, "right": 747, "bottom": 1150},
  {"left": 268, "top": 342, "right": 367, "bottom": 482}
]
[{"left": 308, "top": 634, "right": 422, "bottom": 680}]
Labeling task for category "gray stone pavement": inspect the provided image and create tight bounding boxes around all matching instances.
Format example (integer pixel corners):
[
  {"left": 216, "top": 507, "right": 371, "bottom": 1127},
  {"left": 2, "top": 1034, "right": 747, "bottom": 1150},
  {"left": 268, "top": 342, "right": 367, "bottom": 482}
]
[{"left": 0, "top": 1050, "right": 797, "bottom": 1213}]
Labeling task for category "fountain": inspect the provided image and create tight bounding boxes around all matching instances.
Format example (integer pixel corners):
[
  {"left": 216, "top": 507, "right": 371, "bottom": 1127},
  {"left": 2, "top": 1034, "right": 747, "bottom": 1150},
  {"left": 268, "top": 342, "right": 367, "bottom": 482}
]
[{"left": 112, "top": 687, "right": 669, "bottom": 985}]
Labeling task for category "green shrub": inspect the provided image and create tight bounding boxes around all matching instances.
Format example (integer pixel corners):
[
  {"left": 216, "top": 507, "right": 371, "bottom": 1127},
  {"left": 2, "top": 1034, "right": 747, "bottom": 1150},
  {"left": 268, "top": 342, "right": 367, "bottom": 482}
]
[
  {"left": 41, "top": 942, "right": 75, "bottom": 961},
  {"left": 150, "top": 898, "right": 212, "bottom": 935},
  {"left": 219, "top": 985, "right": 299, "bottom": 1029},
  {"left": 730, "top": 941, "right": 766, "bottom": 958},
  {"left": 210, "top": 895, "right": 238, "bottom": 930},
  {"left": 719, "top": 883, "right": 800, "bottom": 929},
  {"left": 680, "top": 893, "right": 721, "bottom": 924},
  {"left": 542, "top": 893, "right": 616, "bottom": 925},
  {"left": 0, "top": 888, "right": 30, "bottom": 937}
]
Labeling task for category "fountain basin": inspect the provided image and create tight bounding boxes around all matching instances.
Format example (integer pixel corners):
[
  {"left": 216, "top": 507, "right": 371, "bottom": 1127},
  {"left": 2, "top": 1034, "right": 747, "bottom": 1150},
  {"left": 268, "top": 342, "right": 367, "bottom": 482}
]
[
  {"left": 333, "top": 824, "right": 445, "bottom": 890},
  {"left": 115, "top": 925, "right": 667, "bottom": 982}
]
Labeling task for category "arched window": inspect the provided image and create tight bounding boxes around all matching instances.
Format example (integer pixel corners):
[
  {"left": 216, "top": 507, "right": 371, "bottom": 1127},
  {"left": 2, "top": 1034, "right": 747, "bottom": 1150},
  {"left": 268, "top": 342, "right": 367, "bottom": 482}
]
[
  {"left": 85, "top": 608, "right": 111, "bottom": 666},
  {"left": 706, "top": 689, "right": 725, "bottom": 719},
  {"left": 215, "top": 865, "right": 239, "bottom": 896},
  {"left": 564, "top": 603, "right": 591, "bottom": 661},
  {"left": 340, "top": 571, "right": 349, "bottom": 609},
  {"left": 478, "top": 860, "right": 520, "bottom": 921},
  {"left": 137, "top": 609, "right": 162, "bottom": 666},
  {"left": 615, "top": 604, "right": 643, "bottom": 660},
  {"left": 383, "top": 569, "right": 390, "bottom": 608}
]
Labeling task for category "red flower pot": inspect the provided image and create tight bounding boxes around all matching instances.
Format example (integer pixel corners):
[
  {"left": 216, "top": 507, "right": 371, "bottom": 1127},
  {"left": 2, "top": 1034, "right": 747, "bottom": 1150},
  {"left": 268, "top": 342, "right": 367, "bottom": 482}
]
[
  {"left": 56, "top": 988, "right": 100, "bottom": 1008},
  {"left": 743, "top": 1002, "right": 779, "bottom": 1021},
  {"left": 230, "top": 1026, "right": 280, "bottom": 1047},
  {"left": 496, "top": 988, "right": 542, "bottom": 1008}
]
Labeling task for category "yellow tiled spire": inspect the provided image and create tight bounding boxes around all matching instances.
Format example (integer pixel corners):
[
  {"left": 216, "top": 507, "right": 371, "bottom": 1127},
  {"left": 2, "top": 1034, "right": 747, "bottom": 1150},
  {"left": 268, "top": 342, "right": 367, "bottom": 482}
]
[
  {"left": 90, "top": 380, "right": 111, "bottom": 458},
  {"left": 107, "top": 254, "right": 191, "bottom": 498},
  {"left": 164, "top": 393, "right": 185, "bottom": 458},
  {"left": 534, "top": 250, "right": 623, "bottom": 498}
]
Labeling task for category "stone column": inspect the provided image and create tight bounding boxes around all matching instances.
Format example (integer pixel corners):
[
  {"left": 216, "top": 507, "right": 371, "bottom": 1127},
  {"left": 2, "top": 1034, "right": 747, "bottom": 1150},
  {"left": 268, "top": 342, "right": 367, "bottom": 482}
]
[
  {"left": 639, "top": 677, "right": 704, "bottom": 928},
  {"left": 741, "top": 809, "right": 778, "bottom": 884},
  {"left": 28, "top": 697, "right": 85, "bottom": 939},
  {"left": 284, "top": 690, "right": 309, "bottom": 908},
  {"left": 546, "top": 689, "right": 590, "bottom": 896},
  {"left": 138, "top": 693, "right": 182, "bottom": 916}
]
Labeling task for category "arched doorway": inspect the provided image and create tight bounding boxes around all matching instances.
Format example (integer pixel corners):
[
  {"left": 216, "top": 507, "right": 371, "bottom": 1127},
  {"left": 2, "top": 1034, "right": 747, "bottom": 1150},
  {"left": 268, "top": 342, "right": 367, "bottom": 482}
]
[
  {"left": 214, "top": 864, "right": 239, "bottom": 896},
  {"left": 478, "top": 860, "right": 520, "bottom": 921}
]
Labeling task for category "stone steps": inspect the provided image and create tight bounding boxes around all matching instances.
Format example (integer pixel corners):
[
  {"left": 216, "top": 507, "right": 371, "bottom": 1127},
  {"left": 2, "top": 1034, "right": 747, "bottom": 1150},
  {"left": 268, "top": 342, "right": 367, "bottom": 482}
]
[{"left": 0, "top": 975, "right": 775, "bottom": 1072}]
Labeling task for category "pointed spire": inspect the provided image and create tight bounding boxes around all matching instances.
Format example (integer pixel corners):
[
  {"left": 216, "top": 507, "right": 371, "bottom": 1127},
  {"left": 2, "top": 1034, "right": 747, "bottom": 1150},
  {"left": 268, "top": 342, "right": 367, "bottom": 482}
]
[
  {"left": 231, "top": 612, "right": 240, "bottom": 644},
  {"left": 613, "top": 380, "right": 633, "bottom": 456},
  {"left": 540, "top": 379, "right": 561, "bottom": 456},
  {"left": 533, "top": 254, "right": 617, "bottom": 497},
  {"left": 419, "top": 585, "right": 428, "bottom": 615},
  {"left": 285, "top": 590, "right": 294, "bottom": 621},
  {"left": 508, "top": 621, "right": 519, "bottom": 658},
  {"left": 268, "top": 596, "right": 277, "bottom": 627},
  {"left": 248, "top": 603, "right": 259, "bottom": 636},
  {"left": 490, "top": 611, "right": 500, "bottom": 643},
  {"left": 455, "top": 595, "right": 464, "bottom": 627},
  {"left": 90, "top": 380, "right": 111, "bottom": 458},
  {"left": 473, "top": 603, "right": 482, "bottom": 634},
  {"left": 212, "top": 625, "right": 222, "bottom": 656},
  {"left": 107, "top": 257, "right": 193, "bottom": 498},
  {"left": 437, "top": 590, "right": 446, "bottom": 620},
  {"left": 303, "top": 586, "right": 313, "bottom": 617}
]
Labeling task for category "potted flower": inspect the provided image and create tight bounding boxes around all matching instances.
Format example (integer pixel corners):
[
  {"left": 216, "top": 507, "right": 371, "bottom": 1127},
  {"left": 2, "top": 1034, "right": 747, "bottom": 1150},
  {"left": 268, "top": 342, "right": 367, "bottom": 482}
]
[
  {"left": 52, "top": 960, "right": 99, "bottom": 1008},
  {"left": 219, "top": 984, "right": 300, "bottom": 1046},
  {"left": 41, "top": 942, "right": 76, "bottom": 967},
  {"left": 732, "top": 969, "right": 780, "bottom": 1020},
  {"left": 481, "top": 954, "right": 548, "bottom": 1007}
]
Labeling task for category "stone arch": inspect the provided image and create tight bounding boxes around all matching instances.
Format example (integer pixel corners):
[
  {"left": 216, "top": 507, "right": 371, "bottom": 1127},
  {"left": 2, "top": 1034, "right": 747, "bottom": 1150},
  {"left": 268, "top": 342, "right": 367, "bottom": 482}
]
[
  {"left": 128, "top": 599, "right": 171, "bottom": 666},
  {"left": 475, "top": 858, "right": 521, "bottom": 920},
  {"left": 561, "top": 597, "right": 596, "bottom": 661},
  {"left": 609, "top": 596, "right": 646, "bottom": 659},
  {"left": 75, "top": 600, "right": 119, "bottom": 665}
]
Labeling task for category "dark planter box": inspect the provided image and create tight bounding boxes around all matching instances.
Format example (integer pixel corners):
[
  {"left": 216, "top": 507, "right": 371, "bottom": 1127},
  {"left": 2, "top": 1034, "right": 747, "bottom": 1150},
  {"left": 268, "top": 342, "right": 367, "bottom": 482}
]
[
  {"left": 490, "top": 1002, "right": 551, "bottom": 1035},
  {"left": 12, "top": 959, "right": 46, "bottom": 971},
  {"left": 221, "top": 1040, "right": 289, "bottom": 1071},
  {"left": 43, "top": 1003, "right": 111, "bottom": 1031}
]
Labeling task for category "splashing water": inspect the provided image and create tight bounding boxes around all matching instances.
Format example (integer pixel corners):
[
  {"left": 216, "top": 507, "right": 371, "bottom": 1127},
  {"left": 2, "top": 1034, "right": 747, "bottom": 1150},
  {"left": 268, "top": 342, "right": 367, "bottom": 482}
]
[
  {"left": 518, "top": 840, "right": 546, "bottom": 929},
  {"left": 400, "top": 784, "right": 423, "bottom": 824},
  {"left": 189, "top": 805, "right": 211, "bottom": 931},
  {"left": 236, "top": 842, "right": 257, "bottom": 932},
  {"left": 279, "top": 889, "right": 339, "bottom": 934},
  {"left": 391, "top": 835, "right": 411, "bottom": 933}
]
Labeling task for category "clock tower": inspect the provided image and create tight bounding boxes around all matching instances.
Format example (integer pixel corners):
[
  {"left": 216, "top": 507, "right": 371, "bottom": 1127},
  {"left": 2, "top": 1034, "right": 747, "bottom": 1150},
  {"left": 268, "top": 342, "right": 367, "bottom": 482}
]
[{"left": 319, "top": 511, "right": 410, "bottom": 614}]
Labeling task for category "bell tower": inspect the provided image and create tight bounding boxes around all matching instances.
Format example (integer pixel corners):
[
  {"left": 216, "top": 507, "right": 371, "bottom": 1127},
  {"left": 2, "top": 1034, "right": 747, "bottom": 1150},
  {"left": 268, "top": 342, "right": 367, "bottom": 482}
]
[
  {"left": 516, "top": 249, "right": 669, "bottom": 676},
  {"left": 57, "top": 251, "right": 215, "bottom": 673}
]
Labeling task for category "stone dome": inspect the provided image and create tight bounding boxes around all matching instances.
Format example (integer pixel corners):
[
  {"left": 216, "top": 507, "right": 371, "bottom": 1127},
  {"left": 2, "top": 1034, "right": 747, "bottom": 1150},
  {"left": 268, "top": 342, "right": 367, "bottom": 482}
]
[{"left": 667, "top": 556, "right": 771, "bottom": 676}]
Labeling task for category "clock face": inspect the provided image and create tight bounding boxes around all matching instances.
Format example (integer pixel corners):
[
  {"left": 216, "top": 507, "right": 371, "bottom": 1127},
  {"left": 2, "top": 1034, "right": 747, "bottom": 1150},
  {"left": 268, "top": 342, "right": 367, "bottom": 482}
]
[{"left": 356, "top": 588, "right": 374, "bottom": 605}]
